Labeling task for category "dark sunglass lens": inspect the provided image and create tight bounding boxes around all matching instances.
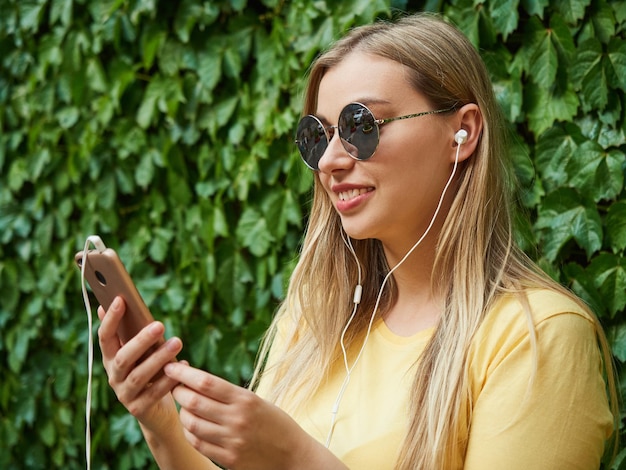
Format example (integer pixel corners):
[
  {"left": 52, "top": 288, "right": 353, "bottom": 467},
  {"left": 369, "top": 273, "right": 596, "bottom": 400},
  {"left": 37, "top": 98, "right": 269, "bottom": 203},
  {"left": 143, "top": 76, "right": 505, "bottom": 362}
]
[
  {"left": 296, "top": 116, "right": 328, "bottom": 170},
  {"left": 338, "top": 103, "right": 379, "bottom": 160}
]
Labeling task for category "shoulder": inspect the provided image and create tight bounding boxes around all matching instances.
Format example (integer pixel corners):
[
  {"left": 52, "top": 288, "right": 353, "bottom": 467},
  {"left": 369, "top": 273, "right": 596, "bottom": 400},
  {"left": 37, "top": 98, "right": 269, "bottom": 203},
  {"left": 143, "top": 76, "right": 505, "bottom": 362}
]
[
  {"left": 477, "top": 287, "right": 595, "bottom": 342},
  {"left": 468, "top": 288, "right": 600, "bottom": 378},
  {"left": 463, "top": 288, "right": 613, "bottom": 469},
  {"left": 491, "top": 287, "right": 592, "bottom": 322}
]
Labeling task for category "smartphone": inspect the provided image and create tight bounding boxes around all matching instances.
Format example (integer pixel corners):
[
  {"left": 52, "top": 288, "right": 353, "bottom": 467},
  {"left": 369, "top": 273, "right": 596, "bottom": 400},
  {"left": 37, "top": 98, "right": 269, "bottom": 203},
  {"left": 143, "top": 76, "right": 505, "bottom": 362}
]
[{"left": 75, "top": 247, "right": 165, "bottom": 357}]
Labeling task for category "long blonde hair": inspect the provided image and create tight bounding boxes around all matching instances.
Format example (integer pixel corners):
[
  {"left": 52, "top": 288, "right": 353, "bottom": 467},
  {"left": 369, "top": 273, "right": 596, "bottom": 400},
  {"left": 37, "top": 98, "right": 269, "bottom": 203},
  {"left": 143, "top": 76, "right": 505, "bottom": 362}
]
[{"left": 251, "top": 13, "right": 616, "bottom": 469}]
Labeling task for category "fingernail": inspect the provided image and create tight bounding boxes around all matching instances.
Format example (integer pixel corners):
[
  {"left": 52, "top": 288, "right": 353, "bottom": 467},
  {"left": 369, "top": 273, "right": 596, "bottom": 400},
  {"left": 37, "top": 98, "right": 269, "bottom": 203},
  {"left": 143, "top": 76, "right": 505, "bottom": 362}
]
[
  {"left": 166, "top": 337, "right": 181, "bottom": 351},
  {"left": 149, "top": 322, "right": 162, "bottom": 334},
  {"left": 111, "top": 297, "right": 121, "bottom": 311},
  {"left": 164, "top": 363, "right": 175, "bottom": 374}
]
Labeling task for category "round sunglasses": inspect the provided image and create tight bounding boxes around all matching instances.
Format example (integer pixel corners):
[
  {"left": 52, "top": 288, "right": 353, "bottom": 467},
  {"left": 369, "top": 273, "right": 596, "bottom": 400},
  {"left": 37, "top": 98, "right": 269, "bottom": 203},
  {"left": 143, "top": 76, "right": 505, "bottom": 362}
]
[{"left": 295, "top": 102, "right": 454, "bottom": 171}]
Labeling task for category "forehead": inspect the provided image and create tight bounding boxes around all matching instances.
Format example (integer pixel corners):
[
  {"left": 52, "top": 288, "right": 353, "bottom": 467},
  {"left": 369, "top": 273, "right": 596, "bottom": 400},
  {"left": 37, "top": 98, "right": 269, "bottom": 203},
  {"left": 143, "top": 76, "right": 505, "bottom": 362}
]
[{"left": 316, "top": 51, "right": 424, "bottom": 118}]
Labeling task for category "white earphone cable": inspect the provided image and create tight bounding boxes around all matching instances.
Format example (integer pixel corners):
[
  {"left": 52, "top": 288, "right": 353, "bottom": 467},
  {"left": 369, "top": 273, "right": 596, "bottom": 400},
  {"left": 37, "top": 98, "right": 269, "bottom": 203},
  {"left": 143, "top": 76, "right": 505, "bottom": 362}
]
[
  {"left": 80, "top": 235, "right": 106, "bottom": 470},
  {"left": 325, "top": 142, "right": 462, "bottom": 447}
]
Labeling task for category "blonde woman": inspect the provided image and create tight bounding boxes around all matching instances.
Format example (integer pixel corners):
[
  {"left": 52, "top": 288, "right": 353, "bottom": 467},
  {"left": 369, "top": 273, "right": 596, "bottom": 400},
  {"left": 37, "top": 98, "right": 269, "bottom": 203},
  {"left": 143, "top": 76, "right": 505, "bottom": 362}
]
[{"left": 97, "top": 13, "right": 616, "bottom": 470}]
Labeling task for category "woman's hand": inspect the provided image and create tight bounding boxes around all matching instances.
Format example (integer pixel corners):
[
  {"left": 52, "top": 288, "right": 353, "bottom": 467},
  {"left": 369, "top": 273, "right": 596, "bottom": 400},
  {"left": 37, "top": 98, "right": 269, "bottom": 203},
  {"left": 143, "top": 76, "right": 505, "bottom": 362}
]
[
  {"left": 164, "top": 362, "right": 348, "bottom": 470},
  {"left": 97, "top": 296, "right": 183, "bottom": 432}
]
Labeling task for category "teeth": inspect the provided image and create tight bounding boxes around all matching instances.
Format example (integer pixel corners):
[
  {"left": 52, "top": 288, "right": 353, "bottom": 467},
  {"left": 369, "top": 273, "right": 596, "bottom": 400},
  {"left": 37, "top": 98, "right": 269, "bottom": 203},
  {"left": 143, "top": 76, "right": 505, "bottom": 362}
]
[{"left": 338, "top": 188, "right": 370, "bottom": 201}]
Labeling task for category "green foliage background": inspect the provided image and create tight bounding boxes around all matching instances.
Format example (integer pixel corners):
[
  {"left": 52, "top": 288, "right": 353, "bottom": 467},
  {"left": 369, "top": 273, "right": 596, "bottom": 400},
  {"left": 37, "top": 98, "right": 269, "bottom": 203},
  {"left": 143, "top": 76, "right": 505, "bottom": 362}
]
[{"left": 0, "top": 0, "right": 625, "bottom": 468}]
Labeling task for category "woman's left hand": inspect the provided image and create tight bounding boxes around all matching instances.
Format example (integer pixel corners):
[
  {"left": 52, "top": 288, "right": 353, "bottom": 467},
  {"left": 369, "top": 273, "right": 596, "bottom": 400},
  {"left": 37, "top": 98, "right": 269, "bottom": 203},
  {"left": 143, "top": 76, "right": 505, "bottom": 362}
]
[{"left": 163, "top": 362, "right": 344, "bottom": 470}]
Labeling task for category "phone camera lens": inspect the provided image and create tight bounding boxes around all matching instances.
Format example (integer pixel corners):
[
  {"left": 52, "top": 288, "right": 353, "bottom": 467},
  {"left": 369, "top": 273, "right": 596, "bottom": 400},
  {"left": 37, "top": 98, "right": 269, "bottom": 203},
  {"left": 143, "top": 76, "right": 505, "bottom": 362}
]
[{"left": 95, "top": 270, "right": 107, "bottom": 286}]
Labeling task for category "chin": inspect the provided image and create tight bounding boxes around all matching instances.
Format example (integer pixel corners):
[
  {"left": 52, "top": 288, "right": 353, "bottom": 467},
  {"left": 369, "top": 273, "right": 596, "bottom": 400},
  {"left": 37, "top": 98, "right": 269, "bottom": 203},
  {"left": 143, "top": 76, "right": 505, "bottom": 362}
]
[{"left": 340, "top": 222, "right": 377, "bottom": 241}]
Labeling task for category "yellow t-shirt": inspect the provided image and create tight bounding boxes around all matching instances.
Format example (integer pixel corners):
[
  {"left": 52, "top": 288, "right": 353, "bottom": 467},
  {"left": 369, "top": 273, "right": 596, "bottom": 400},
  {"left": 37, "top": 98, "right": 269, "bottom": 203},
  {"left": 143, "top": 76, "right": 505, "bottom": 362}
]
[{"left": 258, "top": 289, "right": 614, "bottom": 469}]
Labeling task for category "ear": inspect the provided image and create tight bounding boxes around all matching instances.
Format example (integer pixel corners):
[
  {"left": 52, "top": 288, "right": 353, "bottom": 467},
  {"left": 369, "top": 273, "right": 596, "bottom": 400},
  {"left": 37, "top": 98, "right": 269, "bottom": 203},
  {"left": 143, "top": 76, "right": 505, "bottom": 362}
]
[{"left": 450, "top": 103, "right": 483, "bottom": 163}]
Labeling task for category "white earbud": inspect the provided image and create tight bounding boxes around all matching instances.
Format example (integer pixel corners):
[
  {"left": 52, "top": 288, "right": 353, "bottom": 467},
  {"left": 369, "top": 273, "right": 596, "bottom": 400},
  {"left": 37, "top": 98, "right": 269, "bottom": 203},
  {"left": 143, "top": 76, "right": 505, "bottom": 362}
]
[{"left": 454, "top": 129, "right": 468, "bottom": 144}]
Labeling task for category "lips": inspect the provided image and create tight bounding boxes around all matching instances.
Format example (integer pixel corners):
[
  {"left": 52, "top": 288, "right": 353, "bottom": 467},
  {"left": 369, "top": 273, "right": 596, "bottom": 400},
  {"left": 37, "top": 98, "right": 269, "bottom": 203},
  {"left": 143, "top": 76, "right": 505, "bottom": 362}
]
[{"left": 332, "top": 185, "right": 374, "bottom": 212}]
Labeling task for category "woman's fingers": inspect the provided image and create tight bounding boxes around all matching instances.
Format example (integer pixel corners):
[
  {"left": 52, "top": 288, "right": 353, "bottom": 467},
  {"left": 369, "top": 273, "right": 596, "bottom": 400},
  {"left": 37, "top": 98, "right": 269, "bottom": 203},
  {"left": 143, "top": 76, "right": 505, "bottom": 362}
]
[
  {"left": 171, "top": 380, "right": 232, "bottom": 425},
  {"left": 165, "top": 362, "right": 232, "bottom": 425},
  {"left": 120, "top": 336, "right": 182, "bottom": 390},
  {"left": 97, "top": 297, "right": 125, "bottom": 360},
  {"left": 165, "top": 362, "right": 236, "bottom": 405},
  {"left": 121, "top": 368, "right": 180, "bottom": 418},
  {"left": 98, "top": 296, "right": 182, "bottom": 400}
]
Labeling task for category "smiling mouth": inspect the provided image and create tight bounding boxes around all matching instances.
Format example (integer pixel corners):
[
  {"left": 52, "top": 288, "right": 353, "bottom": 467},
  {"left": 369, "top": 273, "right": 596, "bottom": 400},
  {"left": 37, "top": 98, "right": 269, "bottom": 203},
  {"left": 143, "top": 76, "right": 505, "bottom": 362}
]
[{"left": 338, "top": 188, "right": 374, "bottom": 201}]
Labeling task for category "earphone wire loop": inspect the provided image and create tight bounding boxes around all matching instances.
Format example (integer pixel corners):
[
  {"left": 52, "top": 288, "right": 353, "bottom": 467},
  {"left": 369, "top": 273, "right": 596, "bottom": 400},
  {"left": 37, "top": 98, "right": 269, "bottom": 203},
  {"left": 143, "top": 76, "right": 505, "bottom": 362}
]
[
  {"left": 325, "top": 144, "right": 461, "bottom": 448},
  {"left": 80, "top": 235, "right": 106, "bottom": 470}
]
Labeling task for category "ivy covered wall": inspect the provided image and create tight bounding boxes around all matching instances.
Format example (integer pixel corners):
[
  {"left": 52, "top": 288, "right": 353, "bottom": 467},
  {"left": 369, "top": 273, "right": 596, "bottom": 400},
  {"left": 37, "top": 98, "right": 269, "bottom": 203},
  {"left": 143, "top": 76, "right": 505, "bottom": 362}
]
[{"left": 1, "top": 0, "right": 625, "bottom": 468}]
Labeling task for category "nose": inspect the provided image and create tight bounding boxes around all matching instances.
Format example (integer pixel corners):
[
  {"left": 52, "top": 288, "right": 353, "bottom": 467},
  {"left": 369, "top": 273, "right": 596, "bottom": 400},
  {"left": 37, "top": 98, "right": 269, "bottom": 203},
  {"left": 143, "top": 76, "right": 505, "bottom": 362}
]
[{"left": 317, "top": 128, "right": 357, "bottom": 173}]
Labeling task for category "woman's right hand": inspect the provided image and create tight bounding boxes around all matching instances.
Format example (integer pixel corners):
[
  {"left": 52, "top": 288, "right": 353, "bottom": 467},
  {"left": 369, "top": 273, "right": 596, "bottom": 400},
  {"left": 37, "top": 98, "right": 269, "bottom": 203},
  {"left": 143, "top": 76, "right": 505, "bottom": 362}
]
[{"left": 97, "top": 296, "right": 183, "bottom": 432}]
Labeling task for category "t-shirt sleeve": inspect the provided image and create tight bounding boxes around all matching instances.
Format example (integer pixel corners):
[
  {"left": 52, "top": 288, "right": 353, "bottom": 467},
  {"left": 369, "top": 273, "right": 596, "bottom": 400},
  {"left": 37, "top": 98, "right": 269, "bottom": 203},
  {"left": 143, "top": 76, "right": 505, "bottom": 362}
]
[{"left": 464, "top": 312, "right": 613, "bottom": 470}]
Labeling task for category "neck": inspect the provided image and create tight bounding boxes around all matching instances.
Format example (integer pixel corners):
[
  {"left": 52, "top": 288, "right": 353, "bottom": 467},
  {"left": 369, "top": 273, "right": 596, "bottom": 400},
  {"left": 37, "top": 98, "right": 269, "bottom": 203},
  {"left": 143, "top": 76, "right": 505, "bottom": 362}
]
[{"left": 380, "top": 232, "right": 441, "bottom": 336}]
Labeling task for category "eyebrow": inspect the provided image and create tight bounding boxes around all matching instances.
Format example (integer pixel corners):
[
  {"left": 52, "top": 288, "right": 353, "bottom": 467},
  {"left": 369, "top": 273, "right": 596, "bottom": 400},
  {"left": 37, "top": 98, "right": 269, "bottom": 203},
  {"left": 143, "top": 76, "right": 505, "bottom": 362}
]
[
  {"left": 315, "top": 97, "right": 392, "bottom": 124},
  {"left": 358, "top": 97, "right": 392, "bottom": 107}
]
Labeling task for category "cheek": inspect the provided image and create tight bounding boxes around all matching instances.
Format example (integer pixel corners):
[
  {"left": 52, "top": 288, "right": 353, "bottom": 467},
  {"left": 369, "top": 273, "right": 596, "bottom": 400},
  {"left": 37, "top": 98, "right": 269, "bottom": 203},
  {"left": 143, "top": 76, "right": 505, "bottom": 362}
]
[{"left": 379, "top": 139, "right": 450, "bottom": 199}]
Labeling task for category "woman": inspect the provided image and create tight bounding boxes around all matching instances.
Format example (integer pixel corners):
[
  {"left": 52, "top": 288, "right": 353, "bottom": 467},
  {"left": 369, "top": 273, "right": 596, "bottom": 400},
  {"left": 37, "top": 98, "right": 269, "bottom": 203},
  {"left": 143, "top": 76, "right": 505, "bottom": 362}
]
[{"left": 98, "top": 13, "right": 616, "bottom": 470}]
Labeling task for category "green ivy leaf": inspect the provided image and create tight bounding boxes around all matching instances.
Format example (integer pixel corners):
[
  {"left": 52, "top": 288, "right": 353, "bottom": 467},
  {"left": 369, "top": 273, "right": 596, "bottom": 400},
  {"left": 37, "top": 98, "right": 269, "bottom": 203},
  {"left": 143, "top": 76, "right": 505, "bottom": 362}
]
[
  {"left": 484, "top": 48, "right": 523, "bottom": 123},
  {"left": 261, "top": 189, "right": 303, "bottom": 239},
  {"left": 37, "top": 34, "right": 63, "bottom": 78},
  {"left": 570, "top": 38, "right": 608, "bottom": 111},
  {"left": 213, "top": 205, "right": 229, "bottom": 237},
  {"left": 56, "top": 107, "right": 80, "bottom": 129},
  {"left": 136, "top": 87, "right": 158, "bottom": 129},
  {"left": 563, "top": 262, "right": 606, "bottom": 317},
  {"left": 18, "top": 0, "right": 46, "bottom": 32},
  {"left": 587, "top": 253, "right": 626, "bottom": 317},
  {"left": 521, "top": 0, "right": 550, "bottom": 18},
  {"left": 235, "top": 207, "right": 274, "bottom": 257},
  {"left": 50, "top": 0, "right": 73, "bottom": 27},
  {"left": 134, "top": 152, "right": 155, "bottom": 189},
  {"left": 553, "top": 0, "right": 591, "bottom": 24},
  {"left": 86, "top": 57, "right": 108, "bottom": 93},
  {"left": 148, "top": 227, "right": 174, "bottom": 263},
  {"left": 140, "top": 24, "right": 166, "bottom": 70},
  {"left": 608, "top": 323, "right": 626, "bottom": 362},
  {"left": 52, "top": 361, "right": 73, "bottom": 400},
  {"left": 216, "top": 247, "right": 253, "bottom": 310},
  {"left": 8, "top": 158, "right": 29, "bottom": 192},
  {"left": 0, "top": 261, "right": 20, "bottom": 312},
  {"left": 550, "top": 13, "right": 576, "bottom": 63},
  {"left": 589, "top": 0, "right": 617, "bottom": 44},
  {"left": 606, "top": 37, "right": 626, "bottom": 92},
  {"left": 567, "top": 140, "right": 624, "bottom": 202},
  {"left": 159, "top": 39, "right": 186, "bottom": 76},
  {"left": 30, "top": 148, "right": 51, "bottom": 181},
  {"left": 529, "top": 25, "right": 559, "bottom": 88},
  {"left": 224, "top": 41, "right": 245, "bottom": 79},
  {"left": 38, "top": 418, "right": 56, "bottom": 446},
  {"left": 614, "top": 1, "right": 626, "bottom": 24},
  {"left": 87, "top": 0, "right": 125, "bottom": 24},
  {"left": 514, "top": 17, "right": 548, "bottom": 80},
  {"left": 445, "top": 2, "right": 481, "bottom": 47},
  {"left": 490, "top": 0, "right": 519, "bottom": 40},
  {"left": 197, "top": 44, "right": 223, "bottom": 92},
  {"left": 525, "top": 84, "right": 579, "bottom": 137},
  {"left": 136, "top": 76, "right": 185, "bottom": 128},
  {"left": 606, "top": 201, "right": 626, "bottom": 253},
  {"left": 535, "top": 188, "right": 602, "bottom": 261},
  {"left": 173, "top": 0, "right": 202, "bottom": 43},
  {"left": 510, "top": 135, "right": 541, "bottom": 207},
  {"left": 7, "top": 326, "right": 35, "bottom": 373}
]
